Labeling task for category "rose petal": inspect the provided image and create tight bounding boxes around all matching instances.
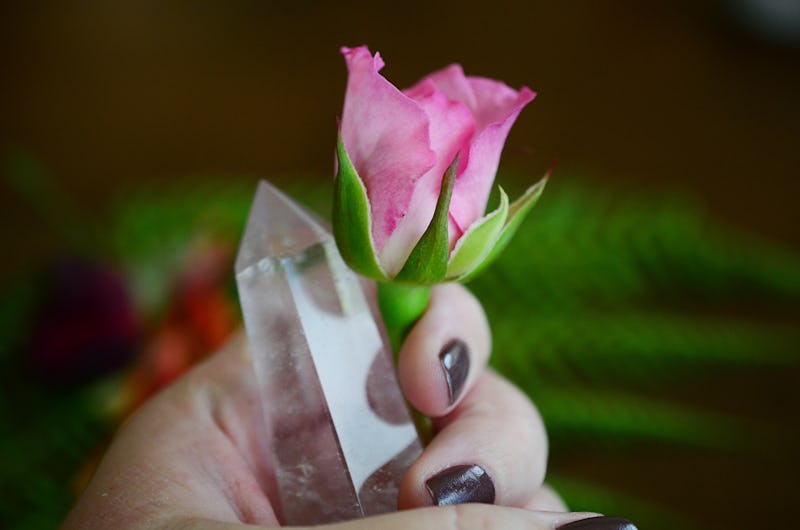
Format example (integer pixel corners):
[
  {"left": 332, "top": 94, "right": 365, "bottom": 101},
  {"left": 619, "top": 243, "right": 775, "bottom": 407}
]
[
  {"left": 407, "top": 64, "right": 477, "bottom": 114},
  {"left": 408, "top": 64, "right": 535, "bottom": 241},
  {"left": 340, "top": 46, "right": 436, "bottom": 253},
  {"left": 378, "top": 83, "right": 476, "bottom": 275},
  {"left": 448, "top": 86, "right": 535, "bottom": 238},
  {"left": 412, "top": 65, "right": 526, "bottom": 132}
]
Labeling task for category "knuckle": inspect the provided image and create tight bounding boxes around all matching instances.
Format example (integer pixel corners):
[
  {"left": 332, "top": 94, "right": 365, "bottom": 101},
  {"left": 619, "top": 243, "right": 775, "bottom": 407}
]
[{"left": 448, "top": 503, "right": 494, "bottom": 530}]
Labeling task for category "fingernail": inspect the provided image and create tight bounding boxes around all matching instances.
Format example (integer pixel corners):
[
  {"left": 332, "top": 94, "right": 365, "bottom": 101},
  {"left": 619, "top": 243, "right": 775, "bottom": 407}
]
[
  {"left": 425, "top": 464, "right": 495, "bottom": 505},
  {"left": 557, "top": 516, "right": 638, "bottom": 530},
  {"left": 439, "top": 339, "right": 469, "bottom": 405}
]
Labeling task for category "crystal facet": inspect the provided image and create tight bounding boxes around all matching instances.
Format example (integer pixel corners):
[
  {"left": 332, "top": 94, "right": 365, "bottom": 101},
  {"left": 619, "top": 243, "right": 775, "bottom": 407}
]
[{"left": 235, "top": 181, "right": 422, "bottom": 525}]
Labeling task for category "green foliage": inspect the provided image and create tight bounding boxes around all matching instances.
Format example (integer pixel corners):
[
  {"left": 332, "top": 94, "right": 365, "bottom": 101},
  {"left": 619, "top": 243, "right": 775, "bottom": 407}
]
[
  {"left": 548, "top": 474, "right": 700, "bottom": 530},
  {"left": 1, "top": 173, "right": 798, "bottom": 530},
  {"left": 470, "top": 179, "right": 800, "bottom": 379},
  {"left": 0, "top": 278, "right": 108, "bottom": 530},
  {"left": 533, "top": 388, "right": 743, "bottom": 448},
  {"left": 109, "top": 179, "right": 254, "bottom": 314},
  {"left": 466, "top": 178, "right": 800, "bottom": 529}
]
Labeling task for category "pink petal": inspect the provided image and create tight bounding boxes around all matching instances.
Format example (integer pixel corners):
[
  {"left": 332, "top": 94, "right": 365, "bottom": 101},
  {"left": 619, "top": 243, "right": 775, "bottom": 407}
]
[
  {"left": 340, "top": 46, "right": 436, "bottom": 253},
  {"left": 378, "top": 83, "right": 476, "bottom": 275},
  {"left": 408, "top": 64, "right": 536, "bottom": 240},
  {"left": 412, "top": 65, "right": 526, "bottom": 131},
  {"left": 466, "top": 76, "right": 531, "bottom": 132},
  {"left": 407, "top": 64, "right": 477, "bottom": 114},
  {"left": 448, "top": 86, "right": 535, "bottom": 238}
]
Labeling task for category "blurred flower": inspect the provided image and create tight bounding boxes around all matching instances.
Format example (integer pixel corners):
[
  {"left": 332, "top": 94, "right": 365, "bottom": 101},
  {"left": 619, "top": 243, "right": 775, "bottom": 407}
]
[
  {"left": 28, "top": 259, "right": 139, "bottom": 385},
  {"left": 108, "top": 240, "right": 237, "bottom": 417},
  {"left": 334, "top": 45, "right": 546, "bottom": 284}
]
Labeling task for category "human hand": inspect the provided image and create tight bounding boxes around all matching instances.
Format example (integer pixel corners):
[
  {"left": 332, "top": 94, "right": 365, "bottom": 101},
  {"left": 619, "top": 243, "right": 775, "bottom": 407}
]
[{"left": 63, "top": 283, "right": 635, "bottom": 530}]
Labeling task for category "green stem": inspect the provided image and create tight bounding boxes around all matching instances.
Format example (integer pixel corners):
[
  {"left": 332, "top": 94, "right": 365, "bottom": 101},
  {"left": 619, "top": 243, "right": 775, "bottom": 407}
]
[
  {"left": 377, "top": 282, "right": 431, "bottom": 355},
  {"left": 376, "top": 282, "right": 434, "bottom": 443}
]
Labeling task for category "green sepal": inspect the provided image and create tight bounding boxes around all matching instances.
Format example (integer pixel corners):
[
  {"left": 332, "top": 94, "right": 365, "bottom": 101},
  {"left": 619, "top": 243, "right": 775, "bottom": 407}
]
[
  {"left": 445, "top": 186, "right": 509, "bottom": 280},
  {"left": 395, "top": 155, "right": 458, "bottom": 284},
  {"left": 333, "top": 135, "right": 388, "bottom": 281},
  {"left": 460, "top": 176, "right": 547, "bottom": 283}
]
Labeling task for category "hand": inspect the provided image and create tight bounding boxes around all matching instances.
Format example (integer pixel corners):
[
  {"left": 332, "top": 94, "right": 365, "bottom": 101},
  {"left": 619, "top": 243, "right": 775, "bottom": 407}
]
[{"left": 63, "top": 283, "right": 622, "bottom": 530}]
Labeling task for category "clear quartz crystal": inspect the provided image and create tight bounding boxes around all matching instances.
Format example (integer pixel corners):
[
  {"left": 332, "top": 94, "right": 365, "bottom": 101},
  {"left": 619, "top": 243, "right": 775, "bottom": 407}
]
[{"left": 235, "top": 181, "right": 422, "bottom": 525}]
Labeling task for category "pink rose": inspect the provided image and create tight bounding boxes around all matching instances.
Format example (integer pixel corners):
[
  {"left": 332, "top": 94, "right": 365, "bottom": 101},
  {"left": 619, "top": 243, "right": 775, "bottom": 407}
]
[{"left": 334, "top": 46, "right": 546, "bottom": 284}]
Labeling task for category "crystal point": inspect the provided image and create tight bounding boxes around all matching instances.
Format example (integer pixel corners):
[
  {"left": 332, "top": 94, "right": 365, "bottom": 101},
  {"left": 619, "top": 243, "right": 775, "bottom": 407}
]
[
  {"left": 235, "top": 181, "right": 329, "bottom": 273},
  {"left": 236, "top": 181, "right": 421, "bottom": 525}
]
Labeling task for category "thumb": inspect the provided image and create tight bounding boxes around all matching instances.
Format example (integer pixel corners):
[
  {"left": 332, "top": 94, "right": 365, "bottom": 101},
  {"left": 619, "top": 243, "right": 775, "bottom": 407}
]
[
  {"left": 173, "top": 506, "right": 604, "bottom": 530},
  {"left": 316, "top": 507, "right": 605, "bottom": 530}
]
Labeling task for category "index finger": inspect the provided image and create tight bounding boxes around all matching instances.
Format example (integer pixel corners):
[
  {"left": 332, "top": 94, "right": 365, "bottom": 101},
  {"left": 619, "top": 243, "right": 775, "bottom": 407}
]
[{"left": 397, "top": 283, "right": 491, "bottom": 418}]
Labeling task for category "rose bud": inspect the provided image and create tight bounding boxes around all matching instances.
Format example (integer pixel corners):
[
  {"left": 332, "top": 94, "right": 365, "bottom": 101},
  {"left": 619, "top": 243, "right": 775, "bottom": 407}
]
[{"left": 334, "top": 45, "right": 546, "bottom": 285}]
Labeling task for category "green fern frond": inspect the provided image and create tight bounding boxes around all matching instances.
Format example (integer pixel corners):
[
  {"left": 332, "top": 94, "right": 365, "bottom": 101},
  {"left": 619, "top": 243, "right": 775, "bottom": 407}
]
[
  {"left": 489, "top": 313, "right": 799, "bottom": 383},
  {"left": 548, "top": 474, "right": 701, "bottom": 530},
  {"left": 473, "top": 180, "right": 800, "bottom": 308},
  {"left": 529, "top": 387, "right": 743, "bottom": 448},
  {"left": 2, "top": 171, "right": 798, "bottom": 530}
]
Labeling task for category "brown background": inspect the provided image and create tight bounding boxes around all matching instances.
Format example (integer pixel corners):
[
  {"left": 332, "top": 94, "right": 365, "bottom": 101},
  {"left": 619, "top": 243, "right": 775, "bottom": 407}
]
[
  {"left": 1, "top": 1, "right": 799, "bottom": 529},
  {"left": 2, "top": 1, "right": 799, "bottom": 264}
]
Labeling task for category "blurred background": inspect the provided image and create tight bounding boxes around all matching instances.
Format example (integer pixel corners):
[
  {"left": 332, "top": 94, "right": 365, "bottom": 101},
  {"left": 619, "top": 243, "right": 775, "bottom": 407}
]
[{"left": 1, "top": 1, "right": 798, "bottom": 529}]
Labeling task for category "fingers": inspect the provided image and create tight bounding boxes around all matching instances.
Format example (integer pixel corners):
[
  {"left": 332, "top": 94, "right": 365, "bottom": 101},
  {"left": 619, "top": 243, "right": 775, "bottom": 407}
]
[
  {"left": 170, "top": 506, "right": 603, "bottom": 530},
  {"left": 399, "top": 370, "right": 549, "bottom": 509},
  {"left": 525, "top": 484, "right": 569, "bottom": 511},
  {"left": 397, "top": 283, "right": 491, "bottom": 417},
  {"left": 397, "top": 282, "right": 549, "bottom": 510},
  {"left": 63, "top": 334, "right": 280, "bottom": 530},
  {"left": 316, "top": 506, "right": 601, "bottom": 530}
]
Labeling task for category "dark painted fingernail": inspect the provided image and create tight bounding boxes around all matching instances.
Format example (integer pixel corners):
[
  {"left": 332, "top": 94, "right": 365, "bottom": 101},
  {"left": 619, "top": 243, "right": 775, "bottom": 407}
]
[
  {"left": 439, "top": 339, "right": 469, "bottom": 405},
  {"left": 557, "top": 516, "right": 638, "bottom": 530},
  {"left": 425, "top": 464, "right": 494, "bottom": 505}
]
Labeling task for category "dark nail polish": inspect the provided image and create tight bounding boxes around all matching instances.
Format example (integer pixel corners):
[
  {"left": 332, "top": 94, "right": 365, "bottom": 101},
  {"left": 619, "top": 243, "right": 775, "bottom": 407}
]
[
  {"left": 557, "top": 516, "right": 638, "bottom": 530},
  {"left": 425, "top": 464, "right": 494, "bottom": 505},
  {"left": 439, "top": 339, "right": 469, "bottom": 405}
]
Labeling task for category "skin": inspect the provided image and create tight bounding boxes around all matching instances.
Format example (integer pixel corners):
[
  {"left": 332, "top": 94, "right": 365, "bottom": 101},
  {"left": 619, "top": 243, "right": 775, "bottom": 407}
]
[{"left": 63, "top": 284, "right": 600, "bottom": 530}]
